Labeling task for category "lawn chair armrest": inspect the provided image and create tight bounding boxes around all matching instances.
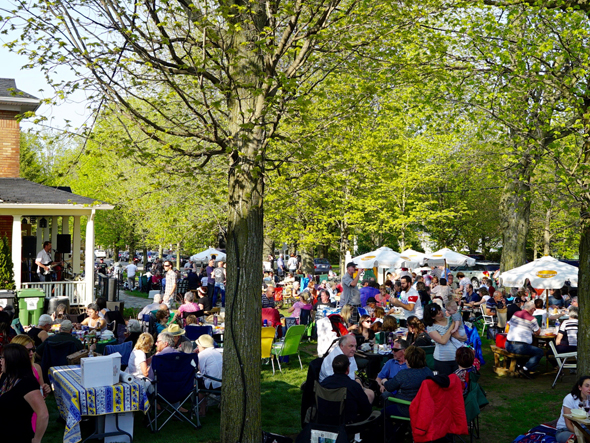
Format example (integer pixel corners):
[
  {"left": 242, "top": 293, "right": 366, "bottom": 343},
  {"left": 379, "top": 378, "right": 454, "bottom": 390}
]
[{"left": 387, "top": 397, "right": 412, "bottom": 406}]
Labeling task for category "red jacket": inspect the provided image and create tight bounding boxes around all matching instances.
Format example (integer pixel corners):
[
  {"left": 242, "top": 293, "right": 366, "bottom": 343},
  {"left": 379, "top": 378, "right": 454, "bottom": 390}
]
[{"left": 410, "top": 374, "right": 468, "bottom": 442}]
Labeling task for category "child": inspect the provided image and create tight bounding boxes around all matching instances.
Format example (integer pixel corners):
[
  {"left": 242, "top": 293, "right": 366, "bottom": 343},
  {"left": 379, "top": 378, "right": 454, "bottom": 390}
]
[{"left": 446, "top": 300, "right": 466, "bottom": 337}]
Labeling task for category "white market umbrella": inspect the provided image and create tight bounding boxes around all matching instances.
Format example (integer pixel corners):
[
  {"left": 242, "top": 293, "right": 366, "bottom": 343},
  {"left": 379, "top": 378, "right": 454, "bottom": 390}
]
[
  {"left": 352, "top": 246, "right": 419, "bottom": 269},
  {"left": 400, "top": 249, "right": 426, "bottom": 266},
  {"left": 189, "top": 247, "right": 226, "bottom": 263},
  {"left": 424, "top": 248, "right": 476, "bottom": 267},
  {"left": 500, "top": 256, "right": 578, "bottom": 289}
]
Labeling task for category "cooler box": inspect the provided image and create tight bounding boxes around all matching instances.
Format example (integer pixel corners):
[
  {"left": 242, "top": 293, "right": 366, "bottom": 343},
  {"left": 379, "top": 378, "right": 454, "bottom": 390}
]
[
  {"left": 496, "top": 333, "right": 507, "bottom": 349},
  {"left": 17, "top": 288, "right": 45, "bottom": 327}
]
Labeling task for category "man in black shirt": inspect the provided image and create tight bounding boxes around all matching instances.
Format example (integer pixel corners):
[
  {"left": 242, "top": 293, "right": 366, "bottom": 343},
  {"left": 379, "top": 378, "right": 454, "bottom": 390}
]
[
  {"left": 507, "top": 297, "right": 525, "bottom": 322},
  {"left": 320, "top": 354, "right": 372, "bottom": 424}
]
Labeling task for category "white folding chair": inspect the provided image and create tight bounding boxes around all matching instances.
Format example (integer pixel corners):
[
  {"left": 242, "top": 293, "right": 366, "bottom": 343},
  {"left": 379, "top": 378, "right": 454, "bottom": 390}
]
[
  {"left": 480, "top": 305, "right": 496, "bottom": 337},
  {"left": 549, "top": 341, "right": 577, "bottom": 388}
]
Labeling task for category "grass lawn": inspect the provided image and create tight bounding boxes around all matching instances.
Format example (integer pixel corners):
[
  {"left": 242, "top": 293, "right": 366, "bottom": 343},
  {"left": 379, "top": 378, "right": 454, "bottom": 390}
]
[{"left": 42, "top": 319, "right": 574, "bottom": 443}]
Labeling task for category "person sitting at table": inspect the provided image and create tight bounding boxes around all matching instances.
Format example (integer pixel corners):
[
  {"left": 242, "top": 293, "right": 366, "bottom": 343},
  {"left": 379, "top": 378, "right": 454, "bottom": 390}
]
[
  {"left": 51, "top": 304, "right": 68, "bottom": 324},
  {"left": 376, "top": 338, "right": 408, "bottom": 398},
  {"left": 36, "top": 320, "right": 83, "bottom": 359},
  {"left": 137, "top": 293, "right": 165, "bottom": 319},
  {"left": 155, "top": 308, "right": 170, "bottom": 334},
  {"left": 374, "top": 307, "right": 385, "bottom": 323},
  {"left": 555, "top": 376, "right": 590, "bottom": 443},
  {"left": 356, "top": 314, "right": 375, "bottom": 345},
  {"left": 549, "top": 289, "right": 565, "bottom": 309},
  {"left": 365, "top": 297, "right": 378, "bottom": 318},
  {"left": 124, "top": 320, "right": 142, "bottom": 347},
  {"left": 27, "top": 314, "right": 54, "bottom": 347},
  {"left": 376, "top": 285, "right": 390, "bottom": 308},
  {"left": 406, "top": 316, "right": 432, "bottom": 347},
  {"left": 320, "top": 355, "right": 373, "bottom": 424},
  {"left": 506, "top": 301, "right": 543, "bottom": 378},
  {"left": 381, "top": 315, "right": 398, "bottom": 333},
  {"left": 384, "top": 346, "right": 433, "bottom": 418},
  {"left": 11, "top": 335, "right": 51, "bottom": 432},
  {"left": 173, "top": 291, "right": 202, "bottom": 324},
  {"left": 126, "top": 332, "right": 153, "bottom": 390},
  {"left": 197, "top": 286, "right": 212, "bottom": 311},
  {"left": 313, "top": 290, "right": 335, "bottom": 321},
  {"left": 80, "top": 303, "right": 107, "bottom": 331},
  {"left": 288, "top": 291, "right": 313, "bottom": 319},
  {"left": 195, "top": 334, "right": 222, "bottom": 417},
  {"left": 147, "top": 332, "right": 179, "bottom": 380},
  {"left": 262, "top": 286, "right": 276, "bottom": 309},
  {"left": 0, "top": 344, "right": 49, "bottom": 443},
  {"left": 165, "top": 323, "right": 192, "bottom": 350},
  {"left": 556, "top": 306, "right": 579, "bottom": 354}
]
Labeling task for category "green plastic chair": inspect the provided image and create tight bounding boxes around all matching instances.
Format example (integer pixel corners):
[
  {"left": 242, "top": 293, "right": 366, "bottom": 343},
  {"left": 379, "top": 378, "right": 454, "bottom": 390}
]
[
  {"left": 386, "top": 396, "right": 412, "bottom": 422},
  {"left": 271, "top": 324, "right": 306, "bottom": 375},
  {"left": 318, "top": 274, "right": 328, "bottom": 284},
  {"left": 375, "top": 331, "right": 387, "bottom": 345},
  {"left": 96, "top": 338, "right": 117, "bottom": 355},
  {"left": 534, "top": 315, "right": 543, "bottom": 328},
  {"left": 418, "top": 345, "right": 436, "bottom": 371}
]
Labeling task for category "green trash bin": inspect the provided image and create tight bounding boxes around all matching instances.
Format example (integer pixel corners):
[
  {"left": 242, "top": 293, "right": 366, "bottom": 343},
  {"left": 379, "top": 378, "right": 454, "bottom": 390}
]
[{"left": 17, "top": 288, "right": 46, "bottom": 327}]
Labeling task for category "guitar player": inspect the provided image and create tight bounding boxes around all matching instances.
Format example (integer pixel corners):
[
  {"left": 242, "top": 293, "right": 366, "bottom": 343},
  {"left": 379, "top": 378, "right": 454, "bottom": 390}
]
[{"left": 35, "top": 241, "right": 62, "bottom": 282}]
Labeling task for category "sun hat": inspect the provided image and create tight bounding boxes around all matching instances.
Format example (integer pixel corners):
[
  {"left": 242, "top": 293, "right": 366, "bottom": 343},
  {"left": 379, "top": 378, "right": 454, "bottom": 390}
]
[
  {"left": 165, "top": 323, "right": 186, "bottom": 336},
  {"left": 196, "top": 334, "right": 215, "bottom": 348}
]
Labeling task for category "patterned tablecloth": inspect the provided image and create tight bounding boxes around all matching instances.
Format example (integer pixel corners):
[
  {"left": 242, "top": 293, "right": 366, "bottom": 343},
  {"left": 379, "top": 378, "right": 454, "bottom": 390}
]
[{"left": 49, "top": 365, "right": 150, "bottom": 443}]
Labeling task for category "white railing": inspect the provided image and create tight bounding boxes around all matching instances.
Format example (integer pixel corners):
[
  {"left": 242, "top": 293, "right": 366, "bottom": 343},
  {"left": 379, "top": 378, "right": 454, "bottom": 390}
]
[{"left": 21, "top": 281, "right": 89, "bottom": 306}]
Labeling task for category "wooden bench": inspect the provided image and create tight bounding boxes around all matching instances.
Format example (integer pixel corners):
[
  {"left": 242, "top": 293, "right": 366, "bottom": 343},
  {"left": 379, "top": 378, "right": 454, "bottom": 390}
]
[{"left": 490, "top": 345, "right": 529, "bottom": 377}]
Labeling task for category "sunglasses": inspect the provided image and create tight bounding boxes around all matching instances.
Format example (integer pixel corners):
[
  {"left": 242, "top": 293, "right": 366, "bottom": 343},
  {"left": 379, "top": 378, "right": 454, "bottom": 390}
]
[{"left": 27, "top": 347, "right": 36, "bottom": 353}]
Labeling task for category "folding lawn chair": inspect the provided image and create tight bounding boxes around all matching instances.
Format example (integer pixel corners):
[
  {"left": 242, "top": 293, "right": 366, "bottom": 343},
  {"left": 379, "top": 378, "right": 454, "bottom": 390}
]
[
  {"left": 271, "top": 324, "right": 306, "bottom": 375},
  {"left": 185, "top": 325, "right": 213, "bottom": 341},
  {"left": 148, "top": 352, "right": 200, "bottom": 432},
  {"left": 104, "top": 341, "right": 133, "bottom": 369},
  {"left": 195, "top": 373, "right": 222, "bottom": 428}
]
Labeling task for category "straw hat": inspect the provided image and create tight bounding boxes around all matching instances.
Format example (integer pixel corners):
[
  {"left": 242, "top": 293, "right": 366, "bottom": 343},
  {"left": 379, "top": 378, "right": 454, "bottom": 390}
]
[
  {"left": 196, "top": 334, "right": 215, "bottom": 348},
  {"left": 165, "top": 323, "right": 186, "bottom": 336}
]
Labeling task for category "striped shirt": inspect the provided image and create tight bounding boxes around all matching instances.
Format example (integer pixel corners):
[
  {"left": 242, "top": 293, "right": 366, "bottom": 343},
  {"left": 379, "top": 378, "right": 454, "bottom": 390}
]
[
  {"left": 559, "top": 318, "right": 578, "bottom": 347},
  {"left": 507, "top": 310, "right": 539, "bottom": 344},
  {"left": 427, "top": 321, "right": 460, "bottom": 362}
]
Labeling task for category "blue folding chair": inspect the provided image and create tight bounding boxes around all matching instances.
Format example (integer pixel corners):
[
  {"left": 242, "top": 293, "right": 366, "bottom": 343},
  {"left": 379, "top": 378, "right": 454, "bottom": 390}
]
[
  {"left": 185, "top": 325, "right": 213, "bottom": 341},
  {"left": 148, "top": 352, "right": 200, "bottom": 431},
  {"left": 105, "top": 341, "right": 133, "bottom": 368}
]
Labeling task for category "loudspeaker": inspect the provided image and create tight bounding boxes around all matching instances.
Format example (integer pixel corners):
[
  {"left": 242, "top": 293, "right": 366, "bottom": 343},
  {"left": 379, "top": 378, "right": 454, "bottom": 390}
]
[
  {"left": 57, "top": 234, "right": 71, "bottom": 254},
  {"left": 22, "top": 236, "right": 36, "bottom": 258}
]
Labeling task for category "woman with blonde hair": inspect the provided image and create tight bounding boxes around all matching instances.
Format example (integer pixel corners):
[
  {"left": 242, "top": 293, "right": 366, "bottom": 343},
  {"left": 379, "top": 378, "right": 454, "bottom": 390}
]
[
  {"left": 126, "top": 332, "right": 154, "bottom": 381},
  {"left": 288, "top": 290, "right": 313, "bottom": 318},
  {"left": 10, "top": 335, "right": 51, "bottom": 432}
]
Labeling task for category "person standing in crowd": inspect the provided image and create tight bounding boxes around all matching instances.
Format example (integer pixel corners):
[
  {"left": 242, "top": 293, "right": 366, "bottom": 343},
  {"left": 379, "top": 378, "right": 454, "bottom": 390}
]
[
  {"left": 287, "top": 253, "right": 298, "bottom": 274},
  {"left": 340, "top": 262, "right": 363, "bottom": 323},
  {"left": 212, "top": 261, "right": 226, "bottom": 308},
  {"left": 163, "top": 260, "right": 177, "bottom": 306},
  {"left": 35, "top": 241, "right": 62, "bottom": 282},
  {"left": 506, "top": 301, "right": 543, "bottom": 378},
  {"left": 205, "top": 259, "right": 216, "bottom": 299},
  {"left": 125, "top": 260, "right": 138, "bottom": 290},
  {"left": 277, "top": 254, "right": 285, "bottom": 277},
  {"left": 424, "top": 303, "right": 466, "bottom": 375}
]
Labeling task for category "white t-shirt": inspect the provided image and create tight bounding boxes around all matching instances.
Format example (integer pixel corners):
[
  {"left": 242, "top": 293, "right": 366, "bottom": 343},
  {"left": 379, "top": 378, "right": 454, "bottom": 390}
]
[
  {"left": 319, "top": 345, "right": 358, "bottom": 382},
  {"left": 36, "top": 249, "right": 52, "bottom": 270},
  {"left": 125, "top": 263, "right": 137, "bottom": 277},
  {"left": 533, "top": 309, "right": 548, "bottom": 327},
  {"left": 400, "top": 287, "right": 423, "bottom": 319},
  {"left": 126, "top": 349, "right": 147, "bottom": 378},
  {"left": 556, "top": 393, "right": 582, "bottom": 430},
  {"left": 459, "top": 277, "right": 470, "bottom": 295}
]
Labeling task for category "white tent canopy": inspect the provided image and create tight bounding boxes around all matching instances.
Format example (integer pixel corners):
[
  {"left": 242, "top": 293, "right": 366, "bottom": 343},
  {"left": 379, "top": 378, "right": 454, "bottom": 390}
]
[
  {"left": 424, "top": 248, "right": 476, "bottom": 267},
  {"left": 189, "top": 247, "right": 226, "bottom": 263},
  {"left": 352, "top": 246, "right": 419, "bottom": 269},
  {"left": 500, "top": 256, "right": 578, "bottom": 289}
]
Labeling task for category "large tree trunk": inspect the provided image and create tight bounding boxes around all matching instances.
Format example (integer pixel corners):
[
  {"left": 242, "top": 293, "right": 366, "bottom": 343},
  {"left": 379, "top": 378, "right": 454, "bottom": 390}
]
[
  {"left": 578, "top": 206, "right": 590, "bottom": 375},
  {"left": 221, "top": 144, "right": 264, "bottom": 443},
  {"left": 499, "top": 154, "right": 533, "bottom": 272},
  {"left": 220, "top": 7, "right": 266, "bottom": 441},
  {"left": 301, "top": 247, "right": 314, "bottom": 276},
  {"left": 543, "top": 207, "right": 551, "bottom": 256}
]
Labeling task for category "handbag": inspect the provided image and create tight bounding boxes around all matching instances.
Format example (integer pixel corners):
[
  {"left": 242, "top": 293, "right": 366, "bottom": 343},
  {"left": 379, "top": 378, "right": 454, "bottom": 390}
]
[{"left": 66, "top": 349, "right": 89, "bottom": 365}]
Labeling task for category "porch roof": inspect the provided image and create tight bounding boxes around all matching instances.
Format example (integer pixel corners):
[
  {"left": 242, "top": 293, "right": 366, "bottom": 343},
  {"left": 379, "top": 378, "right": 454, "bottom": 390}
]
[{"left": 0, "top": 178, "right": 113, "bottom": 213}]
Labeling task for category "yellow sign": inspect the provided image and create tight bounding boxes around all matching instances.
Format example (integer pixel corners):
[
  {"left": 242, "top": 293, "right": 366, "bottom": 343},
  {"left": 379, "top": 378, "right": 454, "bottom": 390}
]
[
  {"left": 536, "top": 270, "right": 557, "bottom": 279},
  {"left": 361, "top": 255, "right": 376, "bottom": 260},
  {"left": 432, "top": 255, "right": 443, "bottom": 257}
]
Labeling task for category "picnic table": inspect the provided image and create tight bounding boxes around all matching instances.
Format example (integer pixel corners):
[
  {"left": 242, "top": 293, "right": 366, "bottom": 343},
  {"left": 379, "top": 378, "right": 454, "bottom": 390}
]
[{"left": 564, "top": 414, "right": 590, "bottom": 442}]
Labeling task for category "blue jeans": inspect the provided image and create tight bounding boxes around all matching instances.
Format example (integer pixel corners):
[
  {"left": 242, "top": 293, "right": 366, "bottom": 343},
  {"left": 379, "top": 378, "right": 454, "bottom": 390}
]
[
  {"left": 506, "top": 341, "right": 544, "bottom": 371},
  {"left": 212, "top": 283, "right": 225, "bottom": 307}
]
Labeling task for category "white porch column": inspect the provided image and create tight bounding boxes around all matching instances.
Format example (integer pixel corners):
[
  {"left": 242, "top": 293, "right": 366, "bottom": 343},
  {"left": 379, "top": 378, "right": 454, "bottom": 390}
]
[
  {"left": 73, "top": 216, "right": 81, "bottom": 275},
  {"left": 84, "top": 210, "right": 95, "bottom": 304},
  {"left": 51, "top": 216, "right": 58, "bottom": 250},
  {"left": 11, "top": 216, "right": 22, "bottom": 290}
]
